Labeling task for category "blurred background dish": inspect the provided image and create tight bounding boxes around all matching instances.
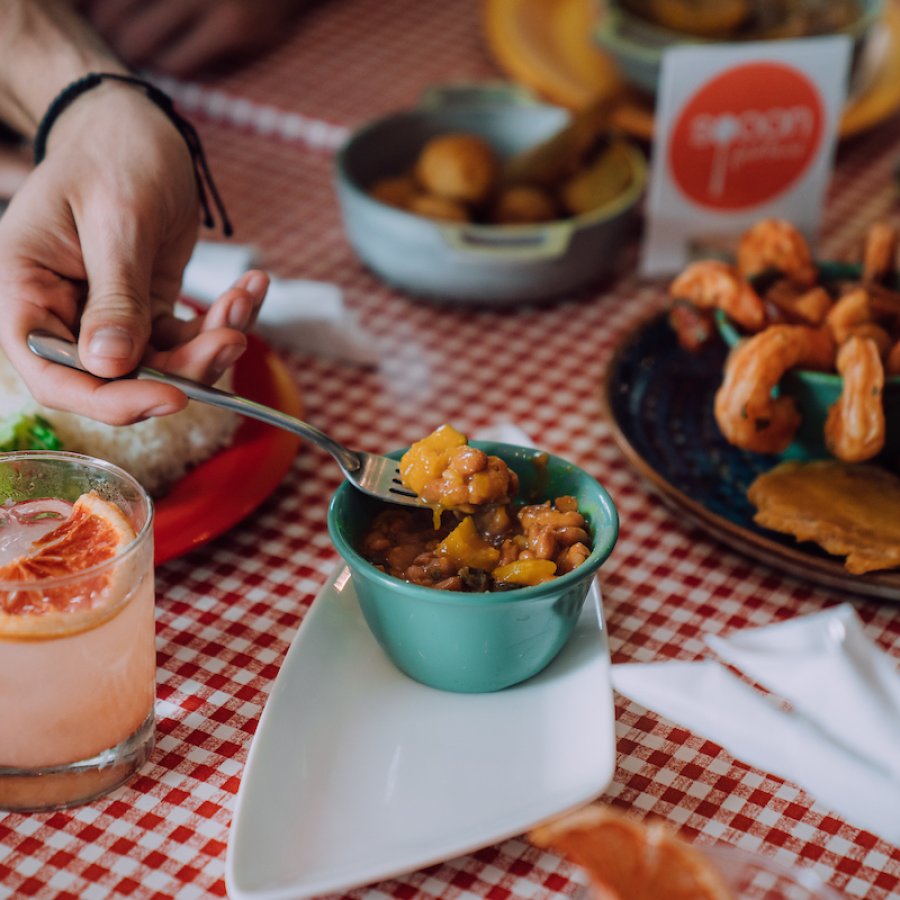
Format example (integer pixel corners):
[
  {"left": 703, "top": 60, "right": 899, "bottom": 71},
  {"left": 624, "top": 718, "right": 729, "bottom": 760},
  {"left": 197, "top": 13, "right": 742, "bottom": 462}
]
[
  {"left": 595, "top": 0, "right": 884, "bottom": 98},
  {"left": 601, "top": 310, "right": 900, "bottom": 599},
  {"left": 334, "top": 84, "right": 646, "bottom": 304},
  {"left": 484, "top": 0, "right": 900, "bottom": 141}
]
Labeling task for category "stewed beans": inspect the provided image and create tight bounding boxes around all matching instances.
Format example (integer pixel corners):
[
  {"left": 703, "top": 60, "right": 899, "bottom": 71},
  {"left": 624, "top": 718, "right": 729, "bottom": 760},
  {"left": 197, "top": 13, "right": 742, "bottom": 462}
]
[{"left": 360, "top": 495, "right": 592, "bottom": 592}]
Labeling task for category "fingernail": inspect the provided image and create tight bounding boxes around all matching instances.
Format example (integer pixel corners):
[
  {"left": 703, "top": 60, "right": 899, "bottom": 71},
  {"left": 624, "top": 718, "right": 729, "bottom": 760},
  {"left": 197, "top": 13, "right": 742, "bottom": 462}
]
[
  {"left": 227, "top": 295, "right": 253, "bottom": 330},
  {"left": 210, "top": 344, "right": 244, "bottom": 379},
  {"left": 245, "top": 272, "right": 267, "bottom": 296},
  {"left": 89, "top": 326, "right": 134, "bottom": 360},
  {"left": 142, "top": 404, "right": 179, "bottom": 418}
]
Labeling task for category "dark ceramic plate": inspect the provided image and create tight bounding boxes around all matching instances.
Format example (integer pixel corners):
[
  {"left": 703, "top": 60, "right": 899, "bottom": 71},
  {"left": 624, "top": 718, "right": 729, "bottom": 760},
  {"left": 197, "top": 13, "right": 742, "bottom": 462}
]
[{"left": 602, "top": 311, "right": 900, "bottom": 601}]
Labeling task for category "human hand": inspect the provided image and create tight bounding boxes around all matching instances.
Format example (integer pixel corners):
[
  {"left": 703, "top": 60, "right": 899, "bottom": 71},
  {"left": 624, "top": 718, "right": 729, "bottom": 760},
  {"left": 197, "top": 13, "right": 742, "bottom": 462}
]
[
  {"left": 0, "top": 84, "right": 265, "bottom": 426},
  {"left": 76, "top": 0, "right": 307, "bottom": 78}
]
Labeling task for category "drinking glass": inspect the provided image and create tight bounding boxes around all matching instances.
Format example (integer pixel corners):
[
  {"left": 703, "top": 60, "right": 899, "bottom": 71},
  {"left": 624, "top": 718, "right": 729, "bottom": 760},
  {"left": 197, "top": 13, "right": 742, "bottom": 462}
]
[{"left": 0, "top": 452, "right": 155, "bottom": 812}]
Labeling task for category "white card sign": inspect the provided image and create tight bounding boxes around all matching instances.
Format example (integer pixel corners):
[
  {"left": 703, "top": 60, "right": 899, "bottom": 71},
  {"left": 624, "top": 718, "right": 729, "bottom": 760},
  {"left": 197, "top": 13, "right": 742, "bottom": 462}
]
[{"left": 641, "top": 36, "right": 851, "bottom": 276}]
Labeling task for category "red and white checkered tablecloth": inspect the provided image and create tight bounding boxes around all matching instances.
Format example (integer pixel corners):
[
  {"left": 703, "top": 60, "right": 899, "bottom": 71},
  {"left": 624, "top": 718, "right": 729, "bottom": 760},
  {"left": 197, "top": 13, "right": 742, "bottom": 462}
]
[{"left": 3, "top": 1, "right": 900, "bottom": 897}]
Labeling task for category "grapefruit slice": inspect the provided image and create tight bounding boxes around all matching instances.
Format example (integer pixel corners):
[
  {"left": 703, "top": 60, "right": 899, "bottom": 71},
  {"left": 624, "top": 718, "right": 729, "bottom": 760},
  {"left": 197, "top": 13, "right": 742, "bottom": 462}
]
[
  {"left": 0, "top": 492, "right": 137, "bottom": 629},
  {"left": 529, "top": 804, "right": 734, "bottom": 900}
]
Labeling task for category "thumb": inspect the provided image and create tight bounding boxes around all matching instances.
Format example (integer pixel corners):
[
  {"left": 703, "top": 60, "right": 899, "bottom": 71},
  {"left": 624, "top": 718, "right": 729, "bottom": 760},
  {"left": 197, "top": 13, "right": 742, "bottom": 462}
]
[{"left": 77, "top": 276, "right": 153, "bottom": 379}]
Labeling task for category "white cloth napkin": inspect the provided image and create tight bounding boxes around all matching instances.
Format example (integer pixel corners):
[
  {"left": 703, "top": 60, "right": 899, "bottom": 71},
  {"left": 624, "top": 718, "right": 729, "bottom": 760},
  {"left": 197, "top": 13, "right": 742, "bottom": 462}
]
[
  {"left": 612, "top": 605, "right": 900, "bottom": 843},
  {"left": 181, "top": 240, "right": 379, "bottom": 366}
]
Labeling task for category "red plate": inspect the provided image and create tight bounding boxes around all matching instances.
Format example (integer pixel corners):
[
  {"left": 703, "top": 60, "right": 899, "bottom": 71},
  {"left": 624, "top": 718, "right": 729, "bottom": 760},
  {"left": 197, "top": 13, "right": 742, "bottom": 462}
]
[{"left": 153, "top": 334, "right": 302, "bottom": 565}]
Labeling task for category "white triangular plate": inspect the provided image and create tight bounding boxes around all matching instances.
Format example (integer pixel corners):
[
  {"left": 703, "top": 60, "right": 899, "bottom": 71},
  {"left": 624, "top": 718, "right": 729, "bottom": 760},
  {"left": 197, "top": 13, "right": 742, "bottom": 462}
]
[{"left": 226, "top": 566, "right": 615, "bottom": 899}]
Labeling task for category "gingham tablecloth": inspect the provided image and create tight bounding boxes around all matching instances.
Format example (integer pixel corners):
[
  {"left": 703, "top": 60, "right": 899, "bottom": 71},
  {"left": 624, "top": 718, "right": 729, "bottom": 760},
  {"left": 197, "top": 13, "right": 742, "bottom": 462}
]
[{"left": 3, "top": 1, "right": 900, "bottom": 897}]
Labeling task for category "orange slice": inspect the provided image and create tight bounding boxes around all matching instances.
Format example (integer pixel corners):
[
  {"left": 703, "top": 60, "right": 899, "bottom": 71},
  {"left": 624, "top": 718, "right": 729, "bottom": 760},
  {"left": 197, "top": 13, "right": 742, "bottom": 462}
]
[
  {"left": 0, "top": 492, "right": 137, "bottom": 635},
  {"left": 529, "top": 804, "right": 734, "bottom": 900}
]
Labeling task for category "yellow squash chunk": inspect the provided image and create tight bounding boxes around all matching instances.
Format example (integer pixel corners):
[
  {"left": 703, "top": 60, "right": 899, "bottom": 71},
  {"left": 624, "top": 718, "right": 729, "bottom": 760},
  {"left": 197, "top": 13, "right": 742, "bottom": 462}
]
[
  {"left": 437, "top": 516, "right": 500, "bottom": 571},
  {"left": 400, "top": 424, "right": 467, "bottom": 497},
  {"left": 493, "top": 559, "right": 557, "bottom": 586}
]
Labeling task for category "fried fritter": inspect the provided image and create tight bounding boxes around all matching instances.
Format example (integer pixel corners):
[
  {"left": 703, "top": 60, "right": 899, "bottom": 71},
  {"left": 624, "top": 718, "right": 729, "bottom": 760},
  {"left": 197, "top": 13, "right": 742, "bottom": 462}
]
[{"left": 748, "top": 460, "right": 900, "bottom": 574}]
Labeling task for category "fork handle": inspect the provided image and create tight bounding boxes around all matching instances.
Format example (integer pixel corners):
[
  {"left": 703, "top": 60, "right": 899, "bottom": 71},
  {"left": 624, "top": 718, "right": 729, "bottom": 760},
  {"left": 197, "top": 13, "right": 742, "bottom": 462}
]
[{"left": 26, "top": 332, "right": 363, "bottom": 474}]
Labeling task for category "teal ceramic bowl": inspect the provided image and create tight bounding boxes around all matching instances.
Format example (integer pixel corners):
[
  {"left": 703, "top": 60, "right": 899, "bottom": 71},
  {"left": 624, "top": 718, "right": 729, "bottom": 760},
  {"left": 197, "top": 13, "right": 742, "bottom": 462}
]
[
  {"left": 594, "top": 0, "right": 883, "bottom": 98},
  {"left": 334, "top": 84, "right": 646, "bottom": 304},
  {"left": 715, "top": 262, "right": 900, "bottom": 460},
  {"left": 327, "top": 441, "right": 619, "bottom": 693}
]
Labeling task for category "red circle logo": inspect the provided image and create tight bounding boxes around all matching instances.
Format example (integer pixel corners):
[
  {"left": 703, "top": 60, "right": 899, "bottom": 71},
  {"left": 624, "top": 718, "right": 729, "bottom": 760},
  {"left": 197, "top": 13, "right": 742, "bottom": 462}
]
[{"left": 669, "top": 62, "right": 824, "bottom": 211}]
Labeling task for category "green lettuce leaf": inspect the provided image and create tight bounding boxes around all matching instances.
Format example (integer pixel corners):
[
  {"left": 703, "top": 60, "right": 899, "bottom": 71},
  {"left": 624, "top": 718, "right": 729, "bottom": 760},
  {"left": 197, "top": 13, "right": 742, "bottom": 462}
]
[{"left": 0, "top": 413, "right": 63, "bottom": 452}]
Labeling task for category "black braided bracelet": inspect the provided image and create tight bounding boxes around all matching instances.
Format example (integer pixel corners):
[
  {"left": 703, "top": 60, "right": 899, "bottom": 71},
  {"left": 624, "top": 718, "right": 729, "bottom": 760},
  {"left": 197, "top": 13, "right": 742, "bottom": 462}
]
[{"left": 33, "top": 72, "right": 232, "bottom": 236}]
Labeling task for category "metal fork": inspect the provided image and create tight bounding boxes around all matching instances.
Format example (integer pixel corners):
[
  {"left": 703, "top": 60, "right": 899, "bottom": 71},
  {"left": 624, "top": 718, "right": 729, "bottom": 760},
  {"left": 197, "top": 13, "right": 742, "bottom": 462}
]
[{"left": 27, "top": 331, "right": 421, "bottom": 508}]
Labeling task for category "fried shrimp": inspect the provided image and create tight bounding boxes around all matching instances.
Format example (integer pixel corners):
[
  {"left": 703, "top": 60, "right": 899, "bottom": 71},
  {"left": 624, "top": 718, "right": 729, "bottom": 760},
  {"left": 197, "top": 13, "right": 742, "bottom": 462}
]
[
  {"left": 670, "top": 218, "right": 900, "bottom": 465},
  {"left": 736, "top": 218, "right": 817, "bottom": 288},
  {"left": 846, "top": 322, "right": 892, "bottom": 357},
  {"left": 862, "top": 221, "right": 899, "bottom": 285},
  {"left": 888, "top": 340, "right": 900, "bottom": 376},
  {"left": 824, "top": 336, "right": 886, "bottom": 462},
  {"left": 825, "top": 287, "right": 872, "bottom": 345},
  {"left": 765, "top": 280, "right": 833, "bottom": 325},
  {"left": 669, "top": 260, "right": 767, "bottom": 332},
  {"left": 714, "top": 325, "right": 835, "bottom": 453}
]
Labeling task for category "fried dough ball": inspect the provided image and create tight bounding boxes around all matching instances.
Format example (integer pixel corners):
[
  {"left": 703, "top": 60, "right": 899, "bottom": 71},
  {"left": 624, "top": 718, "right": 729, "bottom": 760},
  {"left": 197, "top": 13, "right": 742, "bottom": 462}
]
[
  {"left": 369, "top": 175, "right": 418, "bottom": 210},
  {"left": 415, "top": 133, "right": 498, "bottom": 204},
  {"left": 490, "top": 185, "right": 557, "bottom": 225},
  {"left": 407, "top": 192, "right": 470, "bottom": 223}
]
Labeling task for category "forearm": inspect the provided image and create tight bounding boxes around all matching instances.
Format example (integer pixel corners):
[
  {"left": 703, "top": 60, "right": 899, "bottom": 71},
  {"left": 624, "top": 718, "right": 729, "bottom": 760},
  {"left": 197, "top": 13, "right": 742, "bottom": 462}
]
[{"left": 0, "top": 0, "right": 127, "bottom": 136}]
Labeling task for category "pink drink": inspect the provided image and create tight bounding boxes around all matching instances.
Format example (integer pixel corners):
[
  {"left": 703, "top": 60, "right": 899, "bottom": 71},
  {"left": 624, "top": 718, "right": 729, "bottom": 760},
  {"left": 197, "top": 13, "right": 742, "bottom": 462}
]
[{"left": 0, "top": 454, "right": 155, "bottom": 812}]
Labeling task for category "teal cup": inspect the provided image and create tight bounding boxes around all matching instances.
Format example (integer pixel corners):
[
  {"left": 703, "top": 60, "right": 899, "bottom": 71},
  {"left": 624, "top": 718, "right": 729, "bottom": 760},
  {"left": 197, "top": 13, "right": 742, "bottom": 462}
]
[{"left": 327, "top": 441, "right": 619, "bottom": 693}]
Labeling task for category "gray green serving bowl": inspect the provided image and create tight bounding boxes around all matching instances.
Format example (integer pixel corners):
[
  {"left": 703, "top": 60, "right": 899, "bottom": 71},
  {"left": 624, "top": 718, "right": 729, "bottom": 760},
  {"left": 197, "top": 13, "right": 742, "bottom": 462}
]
[
  {"left": 333, "top": 84, "right": 646, "bottom": 304},
  {"left": 327, "top": 441, "right": 619, "bottom": 693},
  {"left": 715, "top": 262, "right": 900, "bottom": 460}
]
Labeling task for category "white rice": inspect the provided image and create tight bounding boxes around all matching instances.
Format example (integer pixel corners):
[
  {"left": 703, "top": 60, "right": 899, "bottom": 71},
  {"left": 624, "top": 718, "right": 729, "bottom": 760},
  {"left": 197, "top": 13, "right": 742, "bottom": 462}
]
[{"left": 0, "top": 348, "right": 238, "bottom": 497}]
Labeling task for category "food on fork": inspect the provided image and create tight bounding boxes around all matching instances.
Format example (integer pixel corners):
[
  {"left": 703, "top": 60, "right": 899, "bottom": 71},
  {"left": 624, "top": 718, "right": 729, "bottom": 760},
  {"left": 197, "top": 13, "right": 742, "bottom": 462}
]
[
  {"left": 747, "top": 460, "right": 900, "bottom": 573},
  {"left": 399, "top": 424, "right": 519, "bottom": 511},
  {"left": 360, "top": 424, "right": 593, "bottom": 591},
  {"left": 529, "top": 803, "right": 734, "bottom": 900},
  {"left": 669, "top": 218, "right": 900, "bottom": 462}
]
